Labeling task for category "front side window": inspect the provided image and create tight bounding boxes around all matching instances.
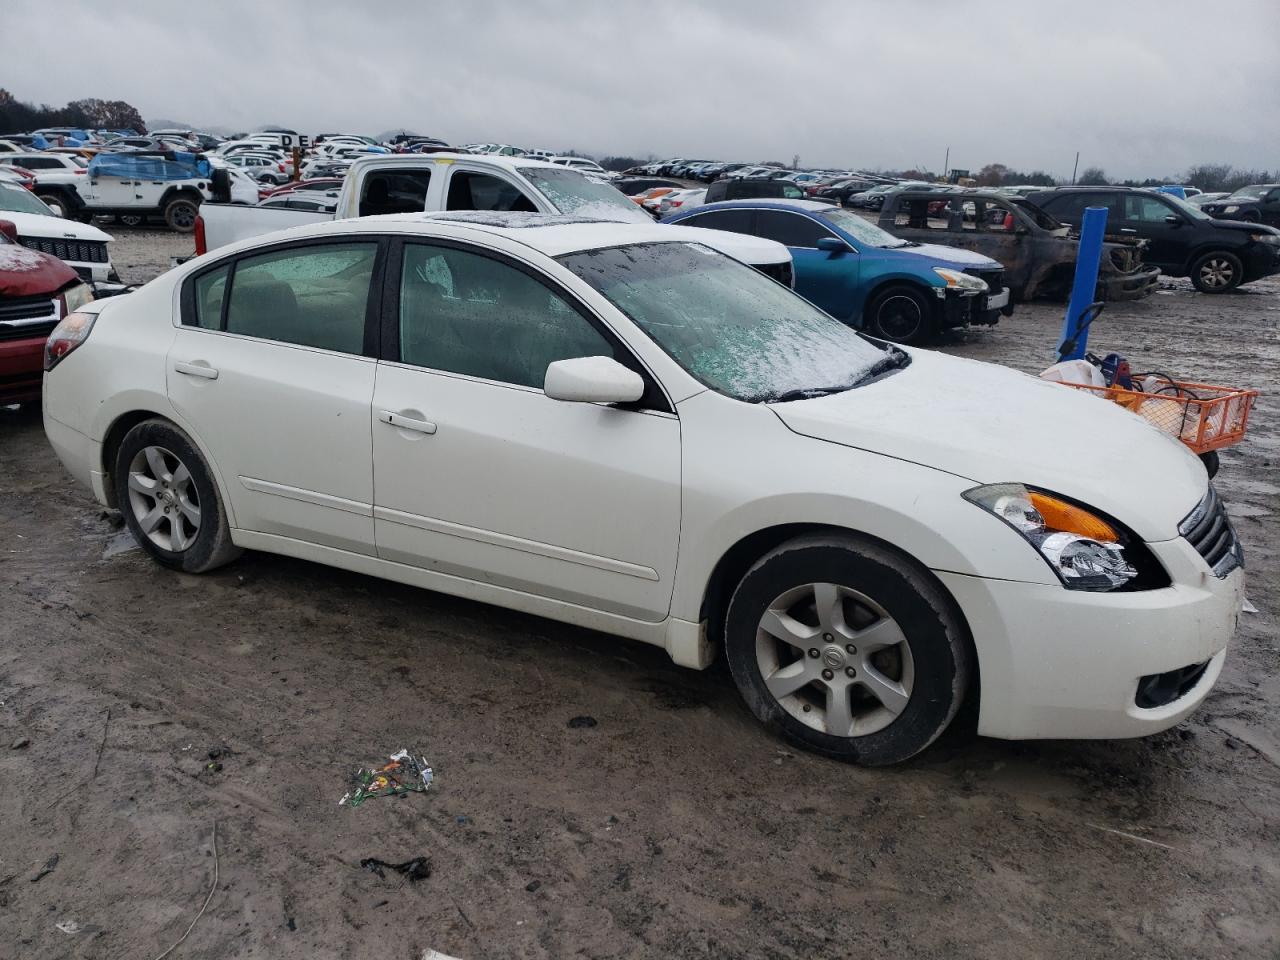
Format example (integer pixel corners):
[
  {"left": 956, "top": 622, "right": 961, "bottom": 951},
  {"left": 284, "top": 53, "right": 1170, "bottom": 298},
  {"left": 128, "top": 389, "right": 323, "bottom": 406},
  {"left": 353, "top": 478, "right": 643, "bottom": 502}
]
[
  {"left": 560, "top": 242, "right": 891, "bottom": 402},
  {"left": 221, "top": 243, "right": 376, "bottom": 354},
  {"left": 446, "top": 171, "right": 537, "bottom": 213},
  {"left": 398, "top": 243, "right": 617, "bottom": 389},
  {"left": 1123, "top": 195, "right": 1176, "bottom": 223},
  {"left": 755, "top": 210, "right": 835, "bottom": 248}
]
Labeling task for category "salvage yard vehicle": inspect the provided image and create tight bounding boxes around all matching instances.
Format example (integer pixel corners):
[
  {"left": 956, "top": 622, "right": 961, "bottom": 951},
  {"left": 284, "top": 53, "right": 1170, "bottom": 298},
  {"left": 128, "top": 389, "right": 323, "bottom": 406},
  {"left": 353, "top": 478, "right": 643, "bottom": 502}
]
[
  {"left": 0, "top": 151, "right": 89, "bottom": 217},
  {"left": 197, "top": 154, "right": 794, "bottom": 281},
  {"left": 0, "top": 183, "right": 120, "bottom": 288},
  {"left": 1200, "top": 184, "right": 1280, "bottom": 227},
  {"left": 0, "top": 225, "right": 92, "bottom": 404},
  {"left": 666, "top": 199, "right": 1010, "bottom": 343},
  {"left": 41, "top": 213, "right": 1244, "bottom": 764},
  {"left": 1028, "top": 187, "right": 1280, "bottom": 293},
  {"left": 879, "top": 190, "right": 1160, "bottom": 303}
]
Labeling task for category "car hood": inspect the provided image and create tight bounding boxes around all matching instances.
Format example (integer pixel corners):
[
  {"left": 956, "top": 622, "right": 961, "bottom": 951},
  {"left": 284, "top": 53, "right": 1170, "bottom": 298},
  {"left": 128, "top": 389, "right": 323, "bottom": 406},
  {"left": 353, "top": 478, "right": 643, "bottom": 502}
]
[
  {"left": 0, "top": 242, "right": 78, "bottom": 296},
  {"left": 1203, "top": 215, "right": 1277, "bottom": 233},
  {"left": 770, "top": 348, "right": 1205, "bottom": 541},
  {"left": 2, "top": 211, "right": 113, "bottom": 243},
  {"left": 897, "top": 242, "right": 1003, "bottom": 270}
]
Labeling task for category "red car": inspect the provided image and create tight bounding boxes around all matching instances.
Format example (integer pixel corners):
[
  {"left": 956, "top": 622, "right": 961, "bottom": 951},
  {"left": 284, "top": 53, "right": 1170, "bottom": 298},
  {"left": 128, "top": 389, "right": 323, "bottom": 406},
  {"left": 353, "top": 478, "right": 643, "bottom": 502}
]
[{"left": 0, "top": 220, "right": 94, "bottom": 405}]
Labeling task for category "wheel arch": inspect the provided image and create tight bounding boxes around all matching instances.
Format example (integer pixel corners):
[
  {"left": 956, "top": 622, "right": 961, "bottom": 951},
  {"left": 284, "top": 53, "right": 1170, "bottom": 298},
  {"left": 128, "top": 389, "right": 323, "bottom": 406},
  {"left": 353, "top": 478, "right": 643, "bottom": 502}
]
[
  {"left": 698, "top": 523, "right": 978, "bottom": 695},
  {"left": 858, "top": 276, "right": 941, "bottom": 324}
]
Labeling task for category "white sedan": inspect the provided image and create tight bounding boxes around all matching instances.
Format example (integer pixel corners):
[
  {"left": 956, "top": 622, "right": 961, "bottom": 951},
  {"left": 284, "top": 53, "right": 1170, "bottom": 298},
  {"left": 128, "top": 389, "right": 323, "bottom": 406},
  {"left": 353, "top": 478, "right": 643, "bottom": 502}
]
[{"left": 41, "top": 214, "right": 1244, "bottom": 764}]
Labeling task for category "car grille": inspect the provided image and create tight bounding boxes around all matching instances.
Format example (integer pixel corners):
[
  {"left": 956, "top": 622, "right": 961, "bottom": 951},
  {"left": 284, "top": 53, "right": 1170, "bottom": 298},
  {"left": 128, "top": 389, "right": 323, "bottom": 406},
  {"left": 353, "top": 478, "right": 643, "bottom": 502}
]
[
  {"left": 0, "top": 294, "right": 58, "bottom": 342},
  {"left": 964, "top": 267, "right": 1004, "bottom": 291},
  {"left": 756, "top": 260, "right": 795, "bottom": 289},
  {"left": 19, "top": 236, "right": 110, "bottom": 264},
  {"left": 1179, "top": 486, "right": 1243, "bottom": 577}
]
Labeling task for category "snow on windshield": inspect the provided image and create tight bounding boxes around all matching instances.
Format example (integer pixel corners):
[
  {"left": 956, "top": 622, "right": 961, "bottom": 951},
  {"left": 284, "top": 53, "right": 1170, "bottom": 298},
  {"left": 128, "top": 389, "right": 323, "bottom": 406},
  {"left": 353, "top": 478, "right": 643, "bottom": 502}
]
[
  {"left": 522, "top": 167, "right": 651, "bottom": 224},
  {"left": 560, "top": 242, "right": 887, "bottom": 402}
]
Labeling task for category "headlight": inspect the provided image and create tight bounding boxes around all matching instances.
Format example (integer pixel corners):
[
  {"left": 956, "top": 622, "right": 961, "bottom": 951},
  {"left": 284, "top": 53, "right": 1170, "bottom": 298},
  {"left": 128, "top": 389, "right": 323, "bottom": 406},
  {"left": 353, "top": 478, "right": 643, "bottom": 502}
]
[
  {"left": 1223, "top": 205, "right": 1239, "bottom": 213},
  {"left": 1249, "top": 233, "right": 1280, "bottom": 244},
  {"left": 59, "top": 281, "right": 94, "bottom": 315},
  {"left": 932, "top": 267, "right": 988, "bottom": 292},
  {"left": 963, "top": 483, "right": 1145, "bottom": 591}
]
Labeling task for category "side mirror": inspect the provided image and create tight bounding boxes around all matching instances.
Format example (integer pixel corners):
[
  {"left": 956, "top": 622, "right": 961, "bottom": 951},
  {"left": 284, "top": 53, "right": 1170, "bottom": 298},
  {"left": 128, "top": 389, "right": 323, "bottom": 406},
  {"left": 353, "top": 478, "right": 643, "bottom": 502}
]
[
  {"left": 0, "top": 219, "right": 17, "bottom": 242},
  {"left": 817, "top": 237, "right": 849, "bottom": 253},
  {"left": 544, "top": 356, "right": 644, "bottom": 405},
  {"left": 1164, "top": 214, "right": 1183, "bottom": 226}
]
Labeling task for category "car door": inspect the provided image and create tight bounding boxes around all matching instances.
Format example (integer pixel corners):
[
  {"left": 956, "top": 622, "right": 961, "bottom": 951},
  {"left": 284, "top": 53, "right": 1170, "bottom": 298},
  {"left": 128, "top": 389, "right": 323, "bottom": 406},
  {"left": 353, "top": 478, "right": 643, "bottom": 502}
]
[
  {"left": 753, "top": 209, "right": 861, "bottom": 320},
  {"left": 371, "top": 238, "right": 681, "bottom": 622},
  {"left": 1116, "top": 193, "right": 1186, "bottom": 271},
  {"left": 167, "top": 238, "right": 384, "bottom": 556}
]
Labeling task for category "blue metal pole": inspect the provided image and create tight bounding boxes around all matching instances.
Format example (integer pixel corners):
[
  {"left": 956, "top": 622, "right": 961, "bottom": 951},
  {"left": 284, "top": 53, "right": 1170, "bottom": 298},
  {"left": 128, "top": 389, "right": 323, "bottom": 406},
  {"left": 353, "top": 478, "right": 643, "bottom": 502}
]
[{"left": 1058, "top": 205, "right": 1109, "bottom": 360}]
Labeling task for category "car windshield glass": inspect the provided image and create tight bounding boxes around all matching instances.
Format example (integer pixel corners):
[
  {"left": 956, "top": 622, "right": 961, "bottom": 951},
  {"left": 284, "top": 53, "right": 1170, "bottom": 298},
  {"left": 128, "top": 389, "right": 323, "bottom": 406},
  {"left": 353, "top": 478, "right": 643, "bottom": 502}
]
[
  {"left": 1010, "top": 198, "right": 1062, "bottom": 230},
  {"left": 0, "top": 184, "right": 54, "bottom": 215},
  {"left": 559, "top": 242, "right": 893, "bottom": 402},
  {"left": 1162, "top": 194, "right": 1210, "bottom": 220},
  {"left": 1228, "top": 185, "right": 1268, "bottom": 200},
  {"left": 520, "top": 166, "right": 649, "bottom": 223},
  {"left": 820, "top": 207, "right": 911, "bottom": 248}
]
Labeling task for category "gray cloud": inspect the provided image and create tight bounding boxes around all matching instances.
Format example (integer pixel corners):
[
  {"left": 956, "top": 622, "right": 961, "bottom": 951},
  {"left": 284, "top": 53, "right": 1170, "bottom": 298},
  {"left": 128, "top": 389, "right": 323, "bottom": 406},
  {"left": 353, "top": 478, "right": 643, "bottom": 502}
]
[{"left": 7, "top": 0, "right": 1279, "bottom": 178}]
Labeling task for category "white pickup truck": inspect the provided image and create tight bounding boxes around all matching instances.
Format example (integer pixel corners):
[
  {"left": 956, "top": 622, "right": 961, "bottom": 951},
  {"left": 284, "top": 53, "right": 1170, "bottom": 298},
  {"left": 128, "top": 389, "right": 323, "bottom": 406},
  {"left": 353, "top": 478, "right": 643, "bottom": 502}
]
[{"left": 196, "top": 154, "right": 794, "bottom": 283}]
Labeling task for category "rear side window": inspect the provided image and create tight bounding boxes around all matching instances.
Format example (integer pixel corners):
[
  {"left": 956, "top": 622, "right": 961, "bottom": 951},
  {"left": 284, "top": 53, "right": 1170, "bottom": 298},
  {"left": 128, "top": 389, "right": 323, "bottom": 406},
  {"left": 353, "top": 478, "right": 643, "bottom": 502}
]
[
  {"left": 446, "top": 172, "right": 537, "bottom": 212},
  {"left": 398, "top": 242, "right": 616, "bottom": 388},
  {"left": 358, "top": 171, "right": 432, "bottom": 216},
  {"left": 216, "top": 243, "right": 377, "bottom": 354},
  {"left": 191, "top": 264, "right": 229, "bottom": 330},
  {"left": 681, "top": 209, "right": 754, "bottom": 234},
  {"left": 754, "top": 210, "right": 834, "bottom": 248}
]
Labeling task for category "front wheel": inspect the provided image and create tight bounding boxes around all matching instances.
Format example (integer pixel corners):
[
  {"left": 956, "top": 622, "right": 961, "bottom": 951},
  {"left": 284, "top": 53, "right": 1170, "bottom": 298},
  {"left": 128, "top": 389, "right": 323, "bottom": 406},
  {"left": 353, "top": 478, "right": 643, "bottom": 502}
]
[
  {"left": 36, "top": 192, "right": 72, "bottom": 218},
  {"left": 114, "top": 419, "right": 241, "bottom": 573},
  {"left": 1190, "top": 251, "right": 1243, "bottom": 293},
  {"left": 724, "top": 535, "right": 971, "bottom": 765},
  {"left": 164, "top": 197, "right": 200, "bottom": 232},
  {"left": 865, "top": 284, "right": 935, "bottom": 344}
]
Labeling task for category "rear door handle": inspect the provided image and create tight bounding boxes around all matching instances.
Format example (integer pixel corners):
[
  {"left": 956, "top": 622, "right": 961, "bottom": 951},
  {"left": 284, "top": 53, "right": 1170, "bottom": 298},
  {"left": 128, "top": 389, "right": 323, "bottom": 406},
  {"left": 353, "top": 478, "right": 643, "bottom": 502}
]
[
  {"left": 378, "top": 410, "right": 436, "bottom": 435},
  {"left": 174, "top": 360, "right": 219, "bottom": 380}
]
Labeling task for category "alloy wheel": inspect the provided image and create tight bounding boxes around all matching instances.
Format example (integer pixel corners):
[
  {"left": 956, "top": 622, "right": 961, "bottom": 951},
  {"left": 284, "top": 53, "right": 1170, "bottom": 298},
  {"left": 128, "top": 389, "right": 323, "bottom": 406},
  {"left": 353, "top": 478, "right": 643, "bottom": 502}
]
[
  {"left": 876, "top": 294, "right": 924, "bottom": 341},
  {"left": 1198, "top": 258, "right": 1236, "bottom": 290},
  {"left": 126, "top": 445, "right": 201, "bottom": 551},
  {"left": 754, "top": 582, "right": 915, "bottom": 737}
]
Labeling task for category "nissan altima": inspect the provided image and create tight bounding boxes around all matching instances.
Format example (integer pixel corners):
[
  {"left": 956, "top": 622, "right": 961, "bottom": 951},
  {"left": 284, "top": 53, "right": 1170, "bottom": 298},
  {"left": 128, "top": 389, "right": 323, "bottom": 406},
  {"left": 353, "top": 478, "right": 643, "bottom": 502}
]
[{"left": 41, "top": 212, "right": 1244, "bottom": 764}]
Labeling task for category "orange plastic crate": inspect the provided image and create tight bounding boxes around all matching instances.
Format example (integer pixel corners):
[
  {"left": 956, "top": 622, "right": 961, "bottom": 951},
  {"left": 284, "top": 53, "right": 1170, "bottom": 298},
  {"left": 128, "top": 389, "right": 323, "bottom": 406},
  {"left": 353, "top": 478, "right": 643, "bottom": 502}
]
[{"left": 1058, "top": 379, "right": 1258, "bottom": 454}]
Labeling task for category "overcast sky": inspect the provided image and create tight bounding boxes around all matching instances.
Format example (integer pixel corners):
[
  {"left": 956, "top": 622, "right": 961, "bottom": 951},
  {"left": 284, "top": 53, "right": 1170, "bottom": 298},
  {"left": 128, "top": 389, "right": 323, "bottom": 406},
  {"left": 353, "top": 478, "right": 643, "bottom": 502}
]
[{"left": 6, "top": 0, "right": 1278, "bottom": 179}]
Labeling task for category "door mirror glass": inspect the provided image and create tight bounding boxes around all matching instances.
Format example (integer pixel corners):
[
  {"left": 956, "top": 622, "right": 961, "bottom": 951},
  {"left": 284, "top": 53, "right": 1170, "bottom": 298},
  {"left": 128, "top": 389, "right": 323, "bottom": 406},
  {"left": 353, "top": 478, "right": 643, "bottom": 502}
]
[
  {"left": 544, "top": 356, "right": 644, "bottom": 404},
  {"left": 816, "top": 237, "right": 848, "bottom": 252}
]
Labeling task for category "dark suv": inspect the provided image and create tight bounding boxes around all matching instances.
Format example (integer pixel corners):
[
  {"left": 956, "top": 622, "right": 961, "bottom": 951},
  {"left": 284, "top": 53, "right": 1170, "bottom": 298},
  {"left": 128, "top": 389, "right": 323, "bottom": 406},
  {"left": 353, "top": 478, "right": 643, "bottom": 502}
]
[
  {"left": 1200, "top": 184, "right": 1280, "bottom": 227},
  {"left": 1027, "top": 187, "right": 1280, "bottom": 293}
]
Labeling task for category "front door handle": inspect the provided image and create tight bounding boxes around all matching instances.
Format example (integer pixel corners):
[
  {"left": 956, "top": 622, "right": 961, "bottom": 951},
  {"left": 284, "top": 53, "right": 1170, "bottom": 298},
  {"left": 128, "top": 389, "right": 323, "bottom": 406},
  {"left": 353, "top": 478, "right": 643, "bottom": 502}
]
[
  {"left": 174, "top": 360, "right": 219, "bottom": 380},
  {"left": 1119, "top": 227, "right": 1138, "bottom": 234},
  {"left": 378, "top": 410, "right": 437, "bottom": 435}
]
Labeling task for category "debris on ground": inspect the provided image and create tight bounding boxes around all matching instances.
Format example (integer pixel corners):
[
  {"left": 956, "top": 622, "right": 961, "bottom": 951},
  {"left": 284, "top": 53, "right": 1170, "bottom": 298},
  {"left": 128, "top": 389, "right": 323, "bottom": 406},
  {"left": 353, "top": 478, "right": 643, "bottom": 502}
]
[
  {"left": 11, "top": 737, "right": 29, "bottom": 750},
  {"left": 30, "top": 855, "right": 58, "bottom": 883},
  {"left": 339, "top": 748, "right": 433, "bottom": 807},
  {"left": 360, "top": 857, "right": 431, "bottom": 882},
  {"left": 567, "top": 716, "right": 597, "bottom": 728},
  {"left": 55, "top": 920, "right": 81, "bottom": 934}
]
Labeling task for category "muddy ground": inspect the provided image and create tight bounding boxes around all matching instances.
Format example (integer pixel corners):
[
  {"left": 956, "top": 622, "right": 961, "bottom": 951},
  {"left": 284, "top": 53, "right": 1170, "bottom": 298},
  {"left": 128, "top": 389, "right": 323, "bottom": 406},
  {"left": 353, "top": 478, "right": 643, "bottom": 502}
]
[{"left": 2, "top": 228, "right": 1278, "bottom": 959}]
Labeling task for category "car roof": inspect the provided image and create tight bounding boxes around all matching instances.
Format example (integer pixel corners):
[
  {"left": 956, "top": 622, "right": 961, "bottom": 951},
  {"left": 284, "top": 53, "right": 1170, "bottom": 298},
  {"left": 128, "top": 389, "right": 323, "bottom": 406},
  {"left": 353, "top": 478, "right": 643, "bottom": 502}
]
[
  {"left": 688, "top": 198, "right": 836, "bottom": 214},
  {"left": 349, "top": 151, "right": 563, "bottom": 173}
]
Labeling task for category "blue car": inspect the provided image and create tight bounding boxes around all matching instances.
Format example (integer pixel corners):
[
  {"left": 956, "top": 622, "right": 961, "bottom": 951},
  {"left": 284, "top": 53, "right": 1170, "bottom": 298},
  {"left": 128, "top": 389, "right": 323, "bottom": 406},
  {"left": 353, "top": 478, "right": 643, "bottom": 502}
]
[{"left": 664, "top": 199, "right": 1012, "bottom": 343}]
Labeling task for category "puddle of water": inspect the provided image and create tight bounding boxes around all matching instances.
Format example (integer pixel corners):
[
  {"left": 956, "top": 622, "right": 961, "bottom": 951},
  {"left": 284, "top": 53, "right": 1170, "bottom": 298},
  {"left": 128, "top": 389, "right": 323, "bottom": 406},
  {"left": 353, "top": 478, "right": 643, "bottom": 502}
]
[{"left": 102, "top": 531, "right": 140, "bottom": 559}]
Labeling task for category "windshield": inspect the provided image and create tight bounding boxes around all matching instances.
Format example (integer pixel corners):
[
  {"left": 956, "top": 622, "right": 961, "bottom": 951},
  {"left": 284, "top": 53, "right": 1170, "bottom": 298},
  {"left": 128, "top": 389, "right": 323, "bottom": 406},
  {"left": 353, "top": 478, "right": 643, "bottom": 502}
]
[
  {"left": 521, "top": 167, "right": 649, "bottom": 223},
  {"left": 1228, "top": 185, "right": 1269, "bottom": 200},
  {"left": 820, "top": 207, "right": 911, "bottom": 248},
  {"left": 1010, "top": 197, "right": 1063, "bottom": 230},
  {"left": 0, "top": 185, "right": 54, "bottom": 215},
  {"left": 559, "top": 242, "right": 892, "bottom": 402}
]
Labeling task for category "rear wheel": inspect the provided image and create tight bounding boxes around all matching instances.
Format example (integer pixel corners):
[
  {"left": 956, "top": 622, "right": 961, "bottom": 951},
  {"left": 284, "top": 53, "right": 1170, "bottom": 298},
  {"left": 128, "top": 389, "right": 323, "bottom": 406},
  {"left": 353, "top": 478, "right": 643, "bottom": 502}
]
[
  {"left": 865, "top": 284, "right": 935, "bottom": 344},
  {"left": 114, "top": 419, "right": 241, "bottom": 573},
  {"left": 1190, "top": 251, "right": 1243, "bottom": 293},
  {"left": 724, "top": 535, "right": 971, "bottom": 765},
  {"left": 164, "top": 197, "right": 200, "bottom": 232}
]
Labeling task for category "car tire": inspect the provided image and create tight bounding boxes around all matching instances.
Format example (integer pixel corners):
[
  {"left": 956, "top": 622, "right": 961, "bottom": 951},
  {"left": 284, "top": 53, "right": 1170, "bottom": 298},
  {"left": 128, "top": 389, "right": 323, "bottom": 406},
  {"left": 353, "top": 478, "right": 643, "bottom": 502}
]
[
  {"left": 724, "top": 534, "right": 971, "bottom": 765},
  {"left": 1190, "top": 251, "right": 1244, "bottom": 293},
  {"left": 1199, "top": 450, "right": 1220, "bottom": 479},
  {"left": 163, "top": 197, "right": 200, "bottom": 232},
  {"left": 117, "top": 214, "right": 146, "bottom": 227},
  {"left": 114, "top": 419, "right": 242, "bottom": 574},
  {"left": 36, "top": 192, "right": 72, "bottom": 218},
  {"left": 865, "top": 284, "right": 935, "bottom": 344}
]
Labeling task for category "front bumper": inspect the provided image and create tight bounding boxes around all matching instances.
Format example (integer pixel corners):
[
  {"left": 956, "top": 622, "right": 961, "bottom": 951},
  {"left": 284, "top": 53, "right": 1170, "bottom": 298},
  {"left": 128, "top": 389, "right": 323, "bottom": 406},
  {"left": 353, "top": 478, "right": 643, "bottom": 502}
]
[
  {"left": 938, "top": 286, "right": 1009, "bottom": 329},
  {"left": 1100, "top": 265, "right": 1161, "bottom": 301},
  {"left": 938, "top": 534, "right": 1244, "bottom": 740},
  {"left": 1242, "top": 241, "right": 1280, "bottom": 282},
  {"left": 0, "top": 336, "right": 46, "bottom": 404}
]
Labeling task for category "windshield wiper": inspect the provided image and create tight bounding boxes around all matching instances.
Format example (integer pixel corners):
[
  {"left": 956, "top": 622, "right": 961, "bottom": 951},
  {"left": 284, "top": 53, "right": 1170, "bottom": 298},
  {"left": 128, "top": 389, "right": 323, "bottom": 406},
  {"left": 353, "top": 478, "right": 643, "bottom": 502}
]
[
  {"left": 850, "top": 348, "right": 911, "bottom": 386},
  {"left": 765, "top": 386, "right": 847, "bottom": 403},
  {"left": 761, "top": 349, "right": 910, "bottom": 404}
]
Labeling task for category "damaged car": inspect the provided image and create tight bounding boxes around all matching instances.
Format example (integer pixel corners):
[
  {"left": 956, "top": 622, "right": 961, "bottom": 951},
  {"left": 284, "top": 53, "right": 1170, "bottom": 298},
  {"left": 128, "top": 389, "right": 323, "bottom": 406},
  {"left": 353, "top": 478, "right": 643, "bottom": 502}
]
[{"left": 879, "top": 190, "right": 1160, "bottom": 302}]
